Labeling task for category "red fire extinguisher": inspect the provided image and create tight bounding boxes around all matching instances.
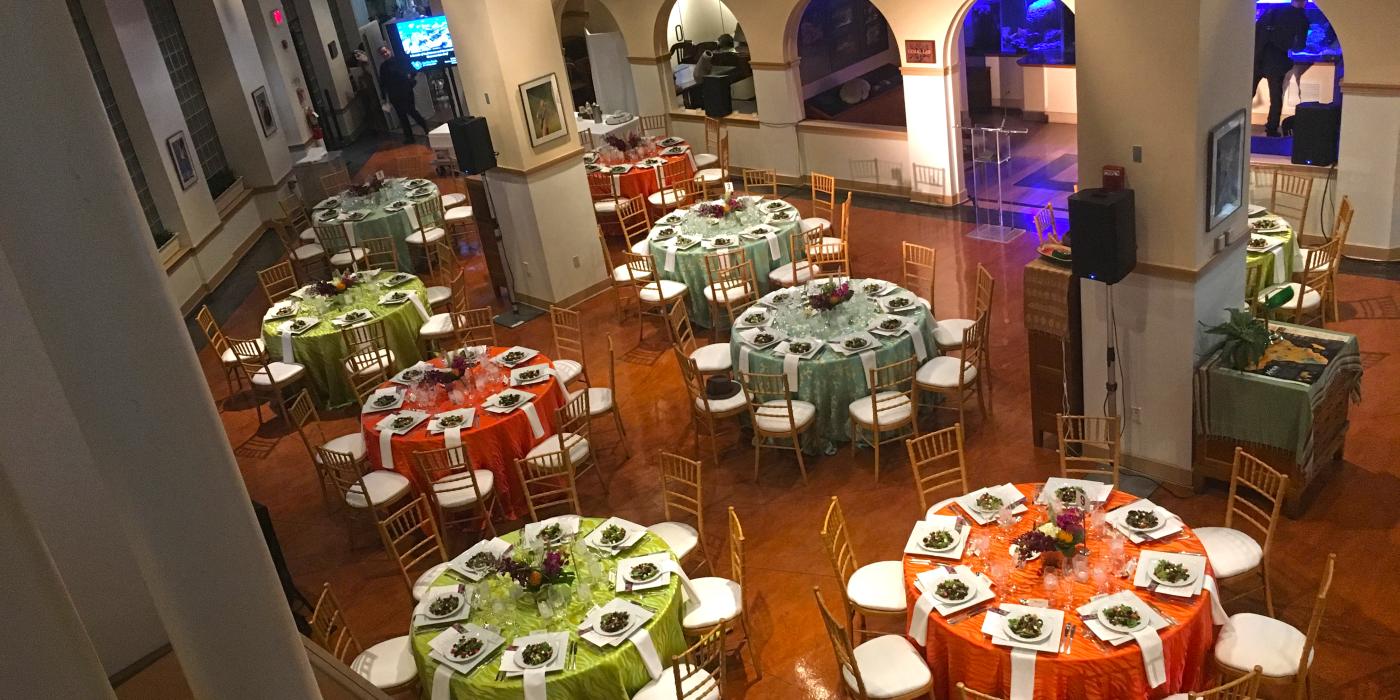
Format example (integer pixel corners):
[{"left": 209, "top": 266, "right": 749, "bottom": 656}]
[{"left": 305, "top": 106, "right": 322, "bottom": 143}]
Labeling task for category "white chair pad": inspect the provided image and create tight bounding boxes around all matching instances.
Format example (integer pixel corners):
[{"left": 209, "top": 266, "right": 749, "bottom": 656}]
[
  {"left": 316, "top": 432, "right": 367, "bottom": 462},
  {"left": 345, "top": 349, "right": 395, "bottom": 375},
  {"left": 351, "top": 635, "right": 417, "bottom": 689},
  {"left": 917, "top": 296, "right": 931, "bottom": 310},
  {"left": 425, "top": 286, "right": 451, "bottom": 306},
  {"left": 1215, "top": 612, "right": 1311, "bottom": 677},
  {"left": 924, "top": 497, "right": 958, "bottom": 521},
  {"left": 933, "top": 318, "right": 975, "bottom": 348},
  {"left": 552, "top": 359, "right": 584, "bottom": 385},
  {"left": 298, "top": 227, "right": 319, "bottom": 242},
  {"left": 693, "top": 153, "right": 719, "bottom": 169},
  {"left": 690, "top": 344, "right": 732, "bottom": 373},
  {"left": 694, "top": 392, "right": 746, "bottom": 414},
  {"left": 221, "top": 338, "right": 265, "bottom": 365},
  {"left": 433, "top": 469, "right": 495, "bottom": 508},
  {"left": 345, "top": 469, "right": 411, "bottom": 509},
  {"left": 440, "top": 193, "right": 467, "bottom": 209},
  {"left": 444, "top": 206, "right": 474, "bottom": 221},
  {"left": 1195, "top": 527, "right": 1264, "bottom": 578},
  {"left": 847, "top": 560, "right": 908, "bottom": 612},
  {"left": 848, "top": 391, "right": 913, "bottom": 426},
  {"left": 594, "top": 199, "right": 621, "bottom": 214},
  {"left": 696, "top": 168, "right": 724, "bottom": 183},
  {"left": 916, "top": 356, "right": 977, "bottom": 389},
  {"left": 802, "top": 217, "right": 831, "bottom": 232},
  {"left": 819, "top": 236, "right": 843, "bottom": 248},
  {"left": 647, "top": 189, "right": 687, "bottom": 207},
  {"left": 639, "top": 280, "right": 688, "bottom": 303},
  {"left": 681, "top": 577, "right": 743, "bottom": 629},
  {"left": 406, "top": 226, "right": 446, "bottom": 245},
  {"left": 647, "top": 521, "right": 698, "bottom": 560},
  {"left": 631, "top": 663, "right": 718, "bottom": 700},
  {"left": 613, "top": 263, "right": 650, "bottom": 283},
  {"left": 581, "top": 387, "right": 614, "bottom": 415},
  {"left": 703, "top": 282, "right": 750, "bottom": 303},
  {"left": 412, "top": 562, "right": 451, "bottom": 601},
  {"left": 630, "top": 238, "right": 652, "bottom": 255},
  {"left": 292, "top": 243, "right": 325, "bottom": 261},
  {"left": 754, "top": 399, "right": 816, "bottom": 433},
  {"left": 419, "top": 313, "right": 454, "bottom": 338},
  {"left": 842, "top": 634, "right": 933, "bottom": 699},
  {"left": 250, "top": 361, "right": 305, "bottom": 387},
  {"left": 1257, "top": 282, "right": 1321, "bottom": 311},
  {"left": 526, "top": 432, "right": 591, "bottom": 467},
  {"left": 768, "top": 261, "right": 818, "bottom": 287},
  {"left": 329, "top": 248, "right": 367, "bottom": 267}
]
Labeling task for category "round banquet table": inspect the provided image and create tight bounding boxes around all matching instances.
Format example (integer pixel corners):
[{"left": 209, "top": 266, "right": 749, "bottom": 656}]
[
  {"left": 359, "top": 348, "right": 566, "bottom": 520},
  {"left": 646, "top": 196, "right": 803, "bottom": 327},
  {"left": 907, "top": 484, "right": 1216, "bottom": 699},
  {"left": 412, "top": 518, "right": 687, "bottom": 699},
  {"left": 1244, "top": 212, "right": 1296, "bottom": 299},
  {"left": 312, "top": 177, "right": 442, "bottom": 266},
  {"left": 729, "top": 278, "right": 937, "bottom": 452},
  {"left": 261, "top": 272, "right": 428, "bottom": 408},
  {"left": 585, "top": 146, "right": 695, "bottom": 201}
]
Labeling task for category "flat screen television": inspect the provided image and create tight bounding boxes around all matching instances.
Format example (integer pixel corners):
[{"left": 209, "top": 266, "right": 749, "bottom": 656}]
[{"left": 390, "top": 15, "right": 456, "bottom": 70}]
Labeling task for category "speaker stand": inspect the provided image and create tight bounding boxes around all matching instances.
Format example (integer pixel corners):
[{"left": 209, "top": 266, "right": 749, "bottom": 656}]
[{"left": 479, "top": 171, "right": 546, "bottom": 329}]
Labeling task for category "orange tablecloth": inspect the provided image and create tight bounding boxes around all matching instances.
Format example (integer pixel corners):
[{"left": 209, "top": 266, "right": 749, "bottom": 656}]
[
  {"left": 360, "top": 348, "right": 566, "bottom": 520},
  {"left": 594, "top": 150, "right": 695, "bottom": 201},
  {"left": 906, "top": 484, "right": 1217, "bottom": 699}
]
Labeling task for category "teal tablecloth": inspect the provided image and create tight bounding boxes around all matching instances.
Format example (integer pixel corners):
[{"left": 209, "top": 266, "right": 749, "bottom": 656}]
[
  {"left": 647, "top": 197, "right": 801, "bottom": 327},
  {"left": 313, "top": 178, "right": 441, "bottom": 267},
  {"left": 729, "top": 278, "right": 937, "bottom": 452},
  {"left": 412, "top": 518, "right": 686, "bottom": 700}
]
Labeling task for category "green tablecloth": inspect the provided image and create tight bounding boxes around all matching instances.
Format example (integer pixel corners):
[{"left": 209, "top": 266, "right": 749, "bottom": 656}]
[
  {"left": 729, "top": 279, "right": 937, "bottom": 452},
  {"left": 261, "top": 274, "right": 427, "bottom": 408},
  {"left": 647, "top": 197, "right": 801, "bottom": 328},
  {"left": 314, "top": 178, "right": 441, "bottom": 266},
  {"left": 1245, "top": 214, "right": 1295, "bottom": 299},
  {"left": 413, "top": 518, "right": 687, "bottom": 700}
]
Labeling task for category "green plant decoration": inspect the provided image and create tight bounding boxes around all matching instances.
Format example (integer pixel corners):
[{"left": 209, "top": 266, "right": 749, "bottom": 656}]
[{"left": 1204, "top": 307, "right": 1273, "bottom": 370}]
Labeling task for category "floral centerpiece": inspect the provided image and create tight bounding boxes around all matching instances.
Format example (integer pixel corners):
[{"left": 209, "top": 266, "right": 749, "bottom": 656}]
[
  {"left": 808, "top": 280, "right": 854, "bottom": 312},
  {"left": 605, "top": 132, "right": 644, "bottom": 152},
  {"left": 422, "top": 348, "right": 480, "bottom": 386},
  {"left": 496, "top": 549, "right": 574, "bottom": 593},
  {"left": 310, "top": 273, "right": 358, "bottom": 297},
  {"left": 693, "top": 194, "right": 748, "bottom": 220},
  {"left": 1012, "top": 506, "right": 1086, "bottom": 568},
  {"left": 349, "top": 173, "right": 388, "bottom": 197}
]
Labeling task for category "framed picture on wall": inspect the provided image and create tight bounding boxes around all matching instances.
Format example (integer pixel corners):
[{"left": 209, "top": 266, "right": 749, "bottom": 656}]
[
  {"left": 1206, "top": 109, "right": 1246, "bottom": 230},
  {"left": 518, "top": 73, "right": 568, "bottom": 147},
  {"left": 165, "top": 131, "right": 198, "bottom": 190},
  {"left": 252, "top": 86, "right": 278, "bottom": 138}
]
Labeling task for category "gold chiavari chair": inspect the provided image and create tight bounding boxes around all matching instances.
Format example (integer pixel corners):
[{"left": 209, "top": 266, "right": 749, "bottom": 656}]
[
  {"left": 639, "top": 627, "right": 726, "bottom": 700},
  {"left": 805, "top": 226, "right": 850, "bottom": 280},
  {"left": 286, "top": 388, "right": 364, "bottom": 504},
  {"left": 439, "top": 175, "right": 469, "bottom": 210},
  {"left": 278, "top": 191, "right": 316, "bottom": 243},
  {"left": 340, "top": 350, "right": 388, "bottom": 406},
  {"left": 1182, "top": 666, "right": 1263, "bottom": 700},
  {"left": 407, "top": 198, "right": 449, "bottom": 275},
  {"left": 424, "top": 240, "right": 457, "bottom": 312},
  {"left": 319, "top": 168, "right": 350, "bottom": 194},
  {"left": 272, "top": 217, "right": 327, "bottom": 282},
  {"left": 309, "top": 583, "right": 417, "bottom": 693},
  {"left": 258, "top": 260, "right": 299, "bottom": 305},
  {"left": 419, "top": 268, "right": 469, "bottom": 348},
  {"left": 1032, "top": 202, "right": 1060, "bottom": 245},
  {"left": 578, "top": 334, "right": 630, "bottom": 459},
  {"left": 907, "top": 424, "right": 969, "bottom": 519},
  {"left": 230, "top": 336, "right": 307, "bottom": 425},
  {"left": 665, "top": 298, "right": 732, "bottom": 375},
  {"left": 1244, "top": 260, "right": 1267, "bottom": 311},
  {"left": 848, "top": 356, "right": 918, "bottom": 481},
  {"left": 1258, "top": 236, "right": 1339, "bottom": 326},
  {"left": 361, "top": 236, "right": 400, "bottom": 272},
  {"left": 813, "top": 585, "right": 931, "bottom": 700},
  {"left": 675, "top": 348, "right": 745, "bottom": 465},
  {"left": 915, "top": 313, "right": 989, "bottom": 428},
  {"left": 701, "top": 249, "right": 758, "bottom": 338},
  {"left": 694, "top": 115, "right": 722, "bottom": 169},
  {"left": 690, "top": 173, "right": 718, "bottom": 203},
  {"left": 1298, "top": 195, "right": 1354, "bottom": 321},
  {"left": 1056, "top": 414, "right": 1122, "bottom": 489},
  {"left": 901, "top": 242, "right": 936, "bottom": 310},
  {"left": 826, "top": 191, "right": 852, "bottom": 249},
  {"left": 769, "top": 224, "right": 822, "bottom": 288},
  {"left": 441, "top": 196, "right": 476, "bottom": 249},
  {"left": 695, "top": 132, "right": 730, "bottom": 190},
  {"left": 1270, "top": 171, "right": 1314, "bottom": 235},
  {"left": 195, "top": 305, "right": 257, "bottom": 406},
  {"left": 741, "top": 168, "right": 778, "bottom": 198},
  {"left": 513, "top": 454, "right": 583, "bottom": 522},
  {"left": 681, "top": 507, "right": 761, "bottom": 677},
  {"left": 447, "top": 307, "right": 498, "bottom": 349},
  {"left": 640, "top": 113, "right": 668, "bottom": 136},
  {"left": 548, "top": 305, "right": 588, "bottom": 386},
  {"left": 376, "top": 495, "right": 450, "bottom": 597},
  {"left": 524, "top": 389, "right": 605, "bottom": 491},
  {"left": 1215, "top": 553, "right": 1334, "bottom": 700},
  {"left": 803, "top": 171, "right": 837, "bottom": 236},
  {"left": 933, "top": 263, "right": 995, "bottom": 353},
  {"left": 589, "top": 170, "right": 625, "bottom": 226},
  {"left": 647, "top": 158, "right": 695, "bottom": 211},
  {"left": 579, "top": 128, "right": 596, "bottom": 149},
  {"left": 646, "top": 451, "right": 711, "bottom": 574},
  {"left": 739, "top": 371, "right": 815, "bottom": 483},
  {"left": 411, "top": 444, "right": 498, "bottom": 540},
  {"left": 313, "top": 220, "right": 368, "bottom": 271},
  {"left": 1196, "top": 447, "right": 1289, "bottom": 616},
  {"left": 619, "top": 193, "right": 654, "bottom": 255},
  {"left": 820, "top": 496, "right": 909, "bottom": 640},
  {"left": 623, "top": 251, "right": 688, "bottom": 344},
  {"left": 1250, "top": 165, "right": 1277, "bottom": 206},
  {"left": 341, "top": 317, "right": 396, "bottom": 379},
  {"left": 599, "top": 226, "right": 646, "bottom": 318},
  {"left": 317, "top": 443, "right": 412, "bottom": 543},
  {"left": 957, "top": 682, "right": 1005, "bottom": 700}
]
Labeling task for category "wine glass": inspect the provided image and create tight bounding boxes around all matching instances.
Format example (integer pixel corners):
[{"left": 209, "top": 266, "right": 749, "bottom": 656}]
[
  {"left": 1091, "top": 562, "right": 1111, "bottom": 595},
  {"left": 1057, "top": 572, "right": 1076, "bottom": 609},
  {"left": 989, "top": 559, "right": 1009, "bottom": 590}
]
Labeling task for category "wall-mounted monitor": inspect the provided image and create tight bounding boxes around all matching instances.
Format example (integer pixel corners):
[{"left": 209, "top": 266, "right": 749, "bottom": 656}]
[{"left": 390, "top": 15, "right": 456, "bottom": 70}]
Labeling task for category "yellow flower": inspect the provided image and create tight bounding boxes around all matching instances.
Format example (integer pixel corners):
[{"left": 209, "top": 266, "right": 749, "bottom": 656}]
[
  {"left": 334, "top": 280, "right": 346, "bottom": 290},
  {"left": 1056, "top": 530, "right": 1073, "bottom": 543}
]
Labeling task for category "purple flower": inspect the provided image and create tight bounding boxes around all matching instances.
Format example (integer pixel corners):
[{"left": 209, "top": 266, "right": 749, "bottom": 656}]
[
  {"left": 1055, "top": 508, "right": 1085, "bottom": 534},
  {"left": 1012, "top": 530, "right": 1056, "bottom": 558},
  {"left": 605, "top": 134, "right": 628, "bottom": 151},
  {"left": 808, "top": 281, "right": 854, "bottom": 311}
]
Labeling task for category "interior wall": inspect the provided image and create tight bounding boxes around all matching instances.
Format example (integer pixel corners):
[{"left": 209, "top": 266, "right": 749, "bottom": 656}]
[
  {"left": 667, "top": 0, "right": 738, "bottom": 45},
  {"left": 242, "top": 0, "right": 315, "bottom": 148}
]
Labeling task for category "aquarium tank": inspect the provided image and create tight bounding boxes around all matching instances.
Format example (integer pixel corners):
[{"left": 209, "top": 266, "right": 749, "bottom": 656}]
[
  {"left": 963, "top": 0, "right": 1075, "bottom": 65},
  {"left": 1254, "top": 0, "right": 1340, "bottom": 62}
]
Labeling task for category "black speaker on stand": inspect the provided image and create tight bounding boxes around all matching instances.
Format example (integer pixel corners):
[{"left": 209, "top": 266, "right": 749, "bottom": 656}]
[
  {"left": 1069, "top": 188, "right": 1136, "bottom": 284},
  {"left": 702, "top": 67, "right": 734, "bottom": 118},
  {"left": 1291, "top": 101, "right": 1341, "bottom": 166}
]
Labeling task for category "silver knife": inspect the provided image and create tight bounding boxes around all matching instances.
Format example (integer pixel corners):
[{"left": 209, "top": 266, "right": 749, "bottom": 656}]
[
  {"left": 1065, "top": 624, "right": 1076, "bottom": 654},
  {"left": 1143, "top": 599, "right": 1179, "bottom": 626},
  {"left": 948, "top": 604, "right": 993, "bottom": 625}
]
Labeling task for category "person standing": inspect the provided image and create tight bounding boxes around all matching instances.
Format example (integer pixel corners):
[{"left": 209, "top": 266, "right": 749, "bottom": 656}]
[
  {"left": 1253, "top": 0, "right": 1310, "bottom": 138},
  {"left": 378, "top": 46, "right": 430, "bottom": 143}
]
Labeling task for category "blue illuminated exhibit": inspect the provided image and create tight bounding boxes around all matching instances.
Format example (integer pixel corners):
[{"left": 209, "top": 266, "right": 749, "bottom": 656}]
[{"left": 962, "top": 0, "right": 1075, "bottom": 66}]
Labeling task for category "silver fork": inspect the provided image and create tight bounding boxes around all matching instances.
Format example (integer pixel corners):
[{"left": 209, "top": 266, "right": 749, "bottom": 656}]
[{"left": 1059, "top": 622, "right": 1072, "bottom": 653}]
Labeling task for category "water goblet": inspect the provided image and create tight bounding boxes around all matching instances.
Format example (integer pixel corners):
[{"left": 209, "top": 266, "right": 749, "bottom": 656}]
[
  {"left": 1042, "top": 572, "right": 1059, "bottom": 603},
  {"left": 1090, "top": 562, "right": 1111, "bottom": 595},
  {"left": 989, "top": 559, "right": 1009, "bottom": 590},
  {"left": 1057, "top": 572, "right": 1076, "bottom": 609}
]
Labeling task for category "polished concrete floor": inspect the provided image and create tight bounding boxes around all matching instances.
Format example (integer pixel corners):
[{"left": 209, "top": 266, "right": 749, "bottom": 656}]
[{"left": 187, "top": 142, "right": 1400, "bottom": 699}]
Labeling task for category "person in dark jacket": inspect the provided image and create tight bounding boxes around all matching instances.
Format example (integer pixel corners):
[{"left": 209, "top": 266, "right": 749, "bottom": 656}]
[
  {"left": 378, "top": 46, "right": 430, "bottom": 143},
  {"left": 1253, "top": 0, "right": 1310, "bottom": 137}
]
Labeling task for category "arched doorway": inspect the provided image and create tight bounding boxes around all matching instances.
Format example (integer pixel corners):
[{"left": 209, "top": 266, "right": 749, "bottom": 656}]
[
  {"left": 794, "top": 0, "right": 902, "bottom": 126},
  {"left": 661, "top": 0, "right": 757, "bottom": 114},
  {"left": 556, "top": 0, "right": 633, "bottom": 114}
]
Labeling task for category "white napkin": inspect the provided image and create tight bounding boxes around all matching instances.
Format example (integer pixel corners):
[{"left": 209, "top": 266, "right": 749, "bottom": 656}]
[
  {"left": 408, "top": 293, "right": 431, "bottom": 322},
  {"left": 1009, "top": 648, "right": 1037, "bottom": 700},
  {"left": 632, "top": 628, "right": 664, "bottom": 680},
  {"left": 907, "top": 592, "right": 936, "bottom": 646},
  {"left": 520, "top": 402, "right": 544, "bottom": 439},
  {"left": 1203, "top": 575, "right": 1229, "bottom": 625},
  {"left": 1107, "top": 499, "right": 1185, "bottom": 544},
  {"left": 982, "top": 604, "right": 1064, "bottom": 652},
  {"left": 343, "top": 218, "right": 357, "bottom": 244},
  {"left": 913, "top": 565, "right": 995, "bottom": 616},
  {"left": 663, "top": 245, "right": 677, "bottom": 273},
  {"left": 430, "top": 664, "right": 453, "bottom": 700},
  {"left": 405, "top": 204, "right": 422, "bottom": 232},
  {"left": 903, "top": 515, "right": 970, "bottom": 559},
  {"left": 445, "top": 427, "right": 463, "bottom": 449},
  {"left": 956, "top": 484, "right": 1029, "bottom": 525},
  {"left": 378, "top": 429, "right": 395, "bottom": 469},
  {"left": 523, "top": 670, "right": 545, "bottom": 700},
  {"left": 280, "top": 330, "right": 295, "bottom": 363},
  {"left": 765, "top": 232, "right": 781, "bottom": 259},
  {"left": 906, "top": 326, "right": 928, "bottom": 361},
  {"left": 1038, "top": 477, "right": 1114, "bottom": 506},
  {"left": 1076, "top": 592, "right": 1168, "bottom": 645},
  {"left": 782, "top": 352, "right": 800, "bottom": 389},
  {"left": 738, "top": 345, "right": 752, "bottom": 374},
  {"left": 858, "top": 350, "right": 876, "bottom": 391},
  {"left": 1133, "top": 551, "right": 1208, "bottom": 598},
  {"left": 1132, "top": 627, "right": 1167, "bottom": 687}
]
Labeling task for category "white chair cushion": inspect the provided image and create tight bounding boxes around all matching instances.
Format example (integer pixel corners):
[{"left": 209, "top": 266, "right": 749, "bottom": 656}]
[
  {"left": 316, "top": 432, "right": 367, "bottom": 462},
  {"left": 768, "top": 261, "right": 819, "bottom": 287},
  {"left": 351, "top": 635, "right": 417, "bottom": 689},
  {"left": 842, "top": 634, "right": 933, "bottom": 699},
  {"left": 250, "top": 361, "right": 305, "bottom": 387},
  {"left": 647, "top": 521, "right": 698, "bottom": 560},
  {"left": 554, "top": 359, "right": 584, "bottom": 384},
  {"left": 1257, "top": 282, "right": 1321, "bottom": 311},
  {"left": 583, "top": 387, "right": 614, "bottom": 415},
  {"left": 690, "top": 344, "right": 732, "bottom": 373},
  {"left": 819, "top": 236, "right": 843, "bottom": 248},
  {"left": 298, "top": 227, "right": 319, "bottom": 242},
  {"left": 696, "top": 168, "right": 724, "bottom": 183},
  {"left": 1215, "top": 612, "right": 1311, "bottom": 677},
  {"left": 924, "top": 497, "right": 958, "bottom": 521},
  {"left": 344, "top": 469, "right": 411, "bottom": 509},
  {"left": 846, "top": 560, "right": 908, "bottom": 612},
  {"left": 631, "top": 663, "right": 718, "bottom": 700},
  {"left": 594, "top": 199, "right": 621, "bottom": 214},
  {"left": 630, "top": 238, "right": 652, "bottom": 255},
  {"left": 848, "top": 391, "right": 913, "bottom": 427},
  {"left": 345, "top": 349, "right": 395, "bottom": 375},
  {"left": 419, "top": 312, "right": 454, "bottom": 338},
  {"left": 647, "top": 189, "right": 687, "bottom": 207},
  {"left": 681, "top": 576, "right": 742, "bottom": 629},
  {"left": 329, "top": 248, "right": 367, "bottom": 267},
  {"left": 916, "top": 356, "right": 977, "bottom": 388},
  {"left": 694, "top": 392, "right": 746, "bottom": 414},
  {"left": 802, "top": 216, "right": 831, "bottom": 232},
  {"left": 613, "top": 262, "right": 650, "bottom": 283},
  {"left": 526, "top": 432, "right": 591, "bottom": 467},
  {"left": 444, "top": 206, "right": 474, "bottom": 221},
  {"left": 411, "top": 562, "right": 451, "bottom": 601},
  {"left": 220, "top": 338, "right": 265, "bottom": 365},
  {"left": 433, "top": 469, "right": 495, "bottom": 508},
  {"left": 933, "top": 318, "right": 975, "bottom": 348},
  {"left": 917, "top": 296, "right": 931, "bottom": 310},
  {"left": 754, "top": 399, "right": 816, "bottom": 433},
  {"left": 639, "top": 280, "right": 688, "bottom": 303},
  {"left": 703, "top": 282, "right": 749, "bottom": 303},
  {"left": 1195, "top": 527, "right": 1264, "bottom": 578},
  {"left": 425, "top": 285, "right": 451, "bottom": 306},
  {"left": 440, "top": 192, "right": 467, "bottom": 209},
  {"left": 406, "top": 226, "right": 446, "bottom": 245},
  {"left": 693, "top": 153, "right": 719, "bottom": 169},
  {"left": 292, "top": 243, "right": 325, "bottom": 261}
]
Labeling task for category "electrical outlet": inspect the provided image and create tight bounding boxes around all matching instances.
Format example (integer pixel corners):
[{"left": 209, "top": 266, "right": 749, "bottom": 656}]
[
  {"left": 1132, "top": 145, "right": 1143, "bottom": 163},
  {"left": 521, "top": 261, "right": 530, "bottom": 277},
  {"left": 1130, "top": 406, "right": 1142, "bottom": 423},
  {"left": 572, "top": 255, "right": 581, "bottom": 268}
]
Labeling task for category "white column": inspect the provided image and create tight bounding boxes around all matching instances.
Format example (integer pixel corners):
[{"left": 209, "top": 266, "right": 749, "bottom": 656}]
[
  {"left": 903, "top": 66, "right": 966, "bottom": 206},
  {"left": 1336, "top": 86, "right": 1400, "bottom": 259},
  {"left": 0, "top": 4, "right": 320, "bottom": 698}
]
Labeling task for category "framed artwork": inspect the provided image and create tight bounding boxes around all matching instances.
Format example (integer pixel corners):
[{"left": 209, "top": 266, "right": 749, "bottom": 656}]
[
  {"left": 166, "top": 131, "right": 198, "bottom": 190},
  {"left": 252, "top": 86, "right": 277, "bottom": 137},
  {"left": 1206, "top": 109, "right": 1246, "bottom": 230},
  {"left": 905, "top": 40, "right": 937, "bottom": 64},
  {"left": 518, "top": 73, "right": 568, "bottom": 147}
]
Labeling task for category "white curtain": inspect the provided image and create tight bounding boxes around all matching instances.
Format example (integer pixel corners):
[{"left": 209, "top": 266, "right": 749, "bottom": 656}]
[{"left": 586, "top": 32, "right": 637, "bottom": 115}]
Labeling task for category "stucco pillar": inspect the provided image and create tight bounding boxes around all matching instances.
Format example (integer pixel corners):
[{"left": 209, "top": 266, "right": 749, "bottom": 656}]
[
  {"left": 241, "top": 0, "right": 316, "bottom": 149},
  {"left": 1336, "top": 83, "right": 1400, "bottom": 259},
  {"left": 629, "top": 55, "right": 674, "bottom": 116},
  {"left": 903, "top": 65, "right": 967, "bottom": 206}
]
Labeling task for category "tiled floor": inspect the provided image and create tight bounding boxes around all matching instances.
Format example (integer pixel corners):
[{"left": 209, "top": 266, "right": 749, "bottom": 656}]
[{"left": 193, "top": 142, "right": 1400, "bottom": 698}]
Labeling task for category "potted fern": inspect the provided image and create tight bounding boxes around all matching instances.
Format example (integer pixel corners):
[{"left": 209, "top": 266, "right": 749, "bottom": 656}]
[{"left": 1203, "top": 308, "right": 1273, "bottom": 370}]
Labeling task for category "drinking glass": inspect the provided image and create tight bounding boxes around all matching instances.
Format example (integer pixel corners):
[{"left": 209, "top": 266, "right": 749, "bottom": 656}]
[
  {"left": 989, "top": 559, "right": 1009, "bottom": 589},
  {"left": 1107, "top": 533, "right": 1127, "bottom": 571},
  {"left": 1072, "top": 554, "right": 1090, "bottom": 583},
  {"left": 971, "top": 531, "right": 993, "bottom": 558},
  {"left": 1090, "top": 562, "right": 1111, "bottom": 594},
  {"left": 1057, "top": 572, "right": 1076, "bottom": 609},
  {"left": 1042, "top": 572, "right": 1059, "bottom": 603}
]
